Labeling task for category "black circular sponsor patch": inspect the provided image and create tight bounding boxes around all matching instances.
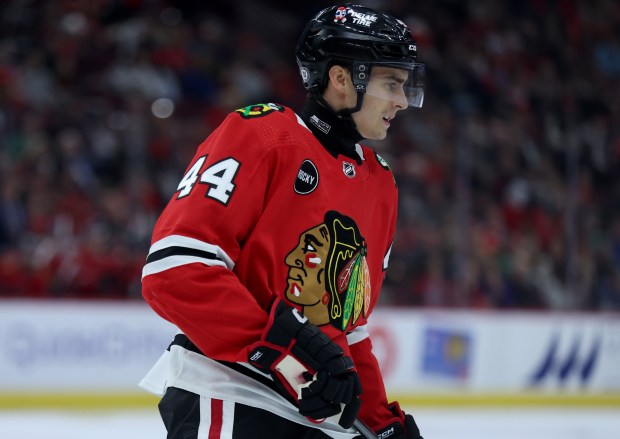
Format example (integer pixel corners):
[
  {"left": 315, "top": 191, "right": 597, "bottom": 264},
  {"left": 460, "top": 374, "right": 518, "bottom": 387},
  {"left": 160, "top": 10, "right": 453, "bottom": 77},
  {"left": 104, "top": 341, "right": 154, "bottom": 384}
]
[{"left": 294, "top": 160, "right": 319, "bottom": 195}]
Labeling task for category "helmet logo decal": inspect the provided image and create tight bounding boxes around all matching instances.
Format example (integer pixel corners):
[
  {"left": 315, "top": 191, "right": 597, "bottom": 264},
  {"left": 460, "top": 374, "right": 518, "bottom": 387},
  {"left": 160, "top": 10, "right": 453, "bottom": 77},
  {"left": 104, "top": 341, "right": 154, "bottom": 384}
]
[
  {"left": 300, "top": 67, "right": 309, "bottom": 83},
  {"left": 295, "top": 159, "right": 319, "bottom": 195},
  {"left": 333, "top": 7, "right": 377, "bottom": 27},
  {"left": 342, "top": 161, "right": 356, "bottom": 178},
  {"left": 351, "top": 11, "right": 377, "bottom": 27},
  {"left": 309, "top": 114, "right": 331, "bottom": 134},
  {"left": 334, "top": 7, "right": 349, "bottom": 22}
]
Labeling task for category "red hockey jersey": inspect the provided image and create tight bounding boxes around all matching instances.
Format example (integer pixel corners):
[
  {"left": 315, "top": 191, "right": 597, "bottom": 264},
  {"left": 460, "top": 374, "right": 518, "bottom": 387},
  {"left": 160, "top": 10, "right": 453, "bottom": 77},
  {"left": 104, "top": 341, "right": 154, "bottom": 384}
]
[{"left": 141, "top": 102, "right": 399, "bottom": 432}]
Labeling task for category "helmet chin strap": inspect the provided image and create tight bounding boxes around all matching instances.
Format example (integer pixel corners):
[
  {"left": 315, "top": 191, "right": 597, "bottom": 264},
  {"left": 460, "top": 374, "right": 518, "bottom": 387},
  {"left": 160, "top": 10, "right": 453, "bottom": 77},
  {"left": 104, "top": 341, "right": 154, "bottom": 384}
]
[
  {"left": 335, "top": 91, "right": 365, "bottom": 118},
  {"left": 313, "top": 89, "right": 366, "bottom": 136}
]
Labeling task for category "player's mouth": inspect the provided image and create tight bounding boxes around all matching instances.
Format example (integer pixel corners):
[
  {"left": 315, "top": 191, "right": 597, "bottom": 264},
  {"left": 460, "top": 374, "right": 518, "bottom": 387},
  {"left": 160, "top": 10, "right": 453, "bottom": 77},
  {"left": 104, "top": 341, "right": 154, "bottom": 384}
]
[{"left": 383, "top": 116, "right": 393, "bottom": 126}]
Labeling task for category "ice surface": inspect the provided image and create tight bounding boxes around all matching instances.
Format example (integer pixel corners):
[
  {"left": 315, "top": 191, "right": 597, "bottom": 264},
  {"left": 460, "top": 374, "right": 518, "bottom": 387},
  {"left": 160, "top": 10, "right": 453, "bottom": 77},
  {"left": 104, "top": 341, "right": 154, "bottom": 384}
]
[{"left": 0, "top": 407, "right": 618, "bottom": 439}]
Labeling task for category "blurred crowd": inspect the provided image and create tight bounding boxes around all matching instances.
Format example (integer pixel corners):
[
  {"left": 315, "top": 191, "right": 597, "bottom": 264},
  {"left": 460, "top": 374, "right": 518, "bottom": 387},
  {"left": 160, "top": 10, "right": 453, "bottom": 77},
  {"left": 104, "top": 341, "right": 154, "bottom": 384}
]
[{"left": 0, "top": 0, "right": 619, "bottom": 310}]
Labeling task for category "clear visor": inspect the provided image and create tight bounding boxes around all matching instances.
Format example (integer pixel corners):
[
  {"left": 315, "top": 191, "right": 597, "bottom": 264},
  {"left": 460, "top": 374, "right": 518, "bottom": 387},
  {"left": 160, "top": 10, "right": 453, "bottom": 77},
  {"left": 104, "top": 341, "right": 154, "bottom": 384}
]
[{"left": 362, "top": 62, "right": 425, "bottom": 108}]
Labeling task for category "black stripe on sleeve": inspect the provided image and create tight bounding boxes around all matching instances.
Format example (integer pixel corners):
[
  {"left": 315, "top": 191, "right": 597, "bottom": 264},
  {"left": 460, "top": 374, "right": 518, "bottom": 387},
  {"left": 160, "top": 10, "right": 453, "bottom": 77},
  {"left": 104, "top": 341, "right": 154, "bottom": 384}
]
[{"left": 146, "top": 245, "right": 222, "bottom": 264}]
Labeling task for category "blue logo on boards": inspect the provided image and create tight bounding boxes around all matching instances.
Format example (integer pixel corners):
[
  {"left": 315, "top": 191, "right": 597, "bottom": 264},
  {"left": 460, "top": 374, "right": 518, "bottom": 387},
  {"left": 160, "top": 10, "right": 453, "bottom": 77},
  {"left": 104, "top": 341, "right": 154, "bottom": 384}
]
[
  {"left": 529, "top": 334, "right": 600, "bottom": 386},
  {"left": 422, "top": 328, "right": 471, "bottom": 379}
]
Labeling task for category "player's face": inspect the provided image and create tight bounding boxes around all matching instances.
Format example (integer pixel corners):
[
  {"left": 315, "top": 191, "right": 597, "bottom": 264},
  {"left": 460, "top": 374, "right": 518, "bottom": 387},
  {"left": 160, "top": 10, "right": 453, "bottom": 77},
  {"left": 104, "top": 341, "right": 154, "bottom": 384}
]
[{"left": 352, "top": 66, "right": 409, "bottom": 140}]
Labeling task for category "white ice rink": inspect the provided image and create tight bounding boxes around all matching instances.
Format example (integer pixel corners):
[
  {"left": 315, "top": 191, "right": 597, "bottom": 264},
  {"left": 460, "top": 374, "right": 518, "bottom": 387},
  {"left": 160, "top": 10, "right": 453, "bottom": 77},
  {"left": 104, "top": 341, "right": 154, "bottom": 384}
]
[{"left": 1, "top": 407, "right": 618, "bottom": 439}]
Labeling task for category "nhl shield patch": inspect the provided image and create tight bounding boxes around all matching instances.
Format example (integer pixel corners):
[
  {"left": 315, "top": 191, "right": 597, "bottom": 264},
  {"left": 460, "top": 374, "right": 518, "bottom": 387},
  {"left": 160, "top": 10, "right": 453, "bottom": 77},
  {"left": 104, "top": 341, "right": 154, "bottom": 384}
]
[{"left": 342, "top": 161, "right": 356, "bottom": 178}]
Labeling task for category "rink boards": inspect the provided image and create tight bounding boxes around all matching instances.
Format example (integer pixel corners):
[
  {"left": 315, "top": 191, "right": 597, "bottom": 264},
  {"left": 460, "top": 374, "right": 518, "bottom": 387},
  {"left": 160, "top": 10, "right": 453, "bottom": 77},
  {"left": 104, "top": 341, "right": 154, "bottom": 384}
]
[{"left": 0, "top": 300, "right": 619, "bottom": 408}]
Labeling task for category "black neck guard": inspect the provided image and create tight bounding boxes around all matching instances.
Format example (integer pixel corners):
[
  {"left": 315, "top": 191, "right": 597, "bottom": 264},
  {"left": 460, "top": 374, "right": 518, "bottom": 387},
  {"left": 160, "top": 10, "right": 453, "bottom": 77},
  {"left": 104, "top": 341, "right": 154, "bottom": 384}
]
[{"left": 299, "top": 96, "right": 364, "bottom": 165}]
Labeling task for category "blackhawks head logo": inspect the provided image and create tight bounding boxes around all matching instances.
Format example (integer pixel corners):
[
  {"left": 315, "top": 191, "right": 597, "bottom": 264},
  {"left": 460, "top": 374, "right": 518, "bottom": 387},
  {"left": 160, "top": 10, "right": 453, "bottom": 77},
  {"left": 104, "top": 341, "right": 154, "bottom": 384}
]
[{"left": 284, "top": 211, "right": 370, "bottom": 331}]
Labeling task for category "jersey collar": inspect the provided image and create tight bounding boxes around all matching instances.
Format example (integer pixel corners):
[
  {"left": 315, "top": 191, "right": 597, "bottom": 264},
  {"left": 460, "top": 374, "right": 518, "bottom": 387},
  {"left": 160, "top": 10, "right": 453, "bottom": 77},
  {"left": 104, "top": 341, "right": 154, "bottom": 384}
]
[{"left": 299, "top": 97, "right": 364, "bottom": 164}]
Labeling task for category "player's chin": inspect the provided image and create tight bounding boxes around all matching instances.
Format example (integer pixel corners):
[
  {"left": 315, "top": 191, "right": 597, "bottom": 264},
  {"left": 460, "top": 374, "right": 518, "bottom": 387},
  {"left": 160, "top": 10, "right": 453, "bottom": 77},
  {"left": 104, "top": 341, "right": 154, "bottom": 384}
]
[
  {"left": 369, "top": 129, "right": 388, "bottom": 141},
  {"left": 359, "top": 124, "right": 388, "bottom": 140}
]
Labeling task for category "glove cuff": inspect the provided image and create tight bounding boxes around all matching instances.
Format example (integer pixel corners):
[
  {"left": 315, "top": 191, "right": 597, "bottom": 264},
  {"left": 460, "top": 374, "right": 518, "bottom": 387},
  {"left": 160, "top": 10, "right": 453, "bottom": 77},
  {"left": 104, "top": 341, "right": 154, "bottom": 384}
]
[
  {"left": 372, "top": 420, "right": 406, "bottom": 439},
  {"left": 388, "top": 401, "right": 407, "bottom": 423},
  {"left": 247, "top": 343, "right": 285, "bottom": 374},
  {"left": 264, "top": 299, "right": 308, "bottom": 346}
]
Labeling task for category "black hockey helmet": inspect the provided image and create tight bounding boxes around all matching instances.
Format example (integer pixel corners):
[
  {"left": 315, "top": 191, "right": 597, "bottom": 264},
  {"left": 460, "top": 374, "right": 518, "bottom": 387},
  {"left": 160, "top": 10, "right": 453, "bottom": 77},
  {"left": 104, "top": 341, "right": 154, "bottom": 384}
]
[{"left": 296, "top": 4, "right": 425, "bottom": 107}]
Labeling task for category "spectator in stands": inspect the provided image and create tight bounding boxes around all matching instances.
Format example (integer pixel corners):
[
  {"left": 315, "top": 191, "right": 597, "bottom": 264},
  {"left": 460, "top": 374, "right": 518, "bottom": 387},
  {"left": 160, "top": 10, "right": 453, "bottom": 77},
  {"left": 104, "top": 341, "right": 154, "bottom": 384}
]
[{"left": 0, "top": 0, "right": 618, "bottom": 310}]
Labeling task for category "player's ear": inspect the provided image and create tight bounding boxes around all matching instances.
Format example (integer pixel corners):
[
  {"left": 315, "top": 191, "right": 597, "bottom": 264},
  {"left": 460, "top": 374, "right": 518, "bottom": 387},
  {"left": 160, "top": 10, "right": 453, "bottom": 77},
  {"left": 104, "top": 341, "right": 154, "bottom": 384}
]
[
  {"left": 323, "top": 65, "right": 355, "bottom": 110},
  {"left": 327, "top": 64, "right": 351, "bottom": 93}
]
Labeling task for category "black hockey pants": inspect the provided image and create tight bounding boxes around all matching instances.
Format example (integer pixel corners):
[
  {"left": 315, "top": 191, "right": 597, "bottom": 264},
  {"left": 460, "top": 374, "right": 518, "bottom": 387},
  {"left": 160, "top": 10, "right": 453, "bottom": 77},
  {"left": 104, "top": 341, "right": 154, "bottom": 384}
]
[{"left": 158, "top": 386, "right": 333, "bottom": 439}]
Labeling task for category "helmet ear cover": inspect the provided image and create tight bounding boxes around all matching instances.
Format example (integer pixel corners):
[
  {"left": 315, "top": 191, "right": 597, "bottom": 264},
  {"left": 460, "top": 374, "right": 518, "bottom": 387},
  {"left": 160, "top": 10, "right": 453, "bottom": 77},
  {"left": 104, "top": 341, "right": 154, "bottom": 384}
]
[
  {"left": 307, "top": 61, "right": 369, "bottom": 103},
  {"left": 351, "top": 62, "right": 370, "bottom": 92}
]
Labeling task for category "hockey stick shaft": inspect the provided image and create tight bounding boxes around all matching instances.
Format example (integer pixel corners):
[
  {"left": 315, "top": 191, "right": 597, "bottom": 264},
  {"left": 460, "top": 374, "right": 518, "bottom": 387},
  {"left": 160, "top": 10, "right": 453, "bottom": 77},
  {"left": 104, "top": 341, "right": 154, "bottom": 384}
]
[{"left": 353, "top": 418, "right": 377, "bottom": 439}]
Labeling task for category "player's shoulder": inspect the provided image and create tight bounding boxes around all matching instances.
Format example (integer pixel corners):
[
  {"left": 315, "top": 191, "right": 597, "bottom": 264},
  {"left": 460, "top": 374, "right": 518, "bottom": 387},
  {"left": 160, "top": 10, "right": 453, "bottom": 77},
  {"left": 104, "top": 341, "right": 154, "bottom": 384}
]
[
  {"left": 221, "top": 102, "right": 301, "bottom": 146},
  {"left": 361, "top": 146, "right": 398, "bottom": 188},
  {"left": 227, "top": 102, "right": 297, "bottom": 128}
]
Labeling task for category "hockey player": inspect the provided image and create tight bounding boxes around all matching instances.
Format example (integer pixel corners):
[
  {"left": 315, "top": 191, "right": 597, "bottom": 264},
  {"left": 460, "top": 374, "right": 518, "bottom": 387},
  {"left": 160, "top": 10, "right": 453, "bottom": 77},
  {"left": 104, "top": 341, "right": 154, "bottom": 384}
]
[{"left": 140, "top": 4, "right": 425, "bottom": 439}]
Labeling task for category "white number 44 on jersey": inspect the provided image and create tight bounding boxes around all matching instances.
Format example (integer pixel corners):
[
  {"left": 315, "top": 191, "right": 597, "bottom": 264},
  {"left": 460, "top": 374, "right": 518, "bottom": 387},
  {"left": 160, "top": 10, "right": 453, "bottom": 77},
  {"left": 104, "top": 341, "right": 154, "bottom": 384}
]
[{"left": 176, "top": 155, "right": 240, "bottom": 205}]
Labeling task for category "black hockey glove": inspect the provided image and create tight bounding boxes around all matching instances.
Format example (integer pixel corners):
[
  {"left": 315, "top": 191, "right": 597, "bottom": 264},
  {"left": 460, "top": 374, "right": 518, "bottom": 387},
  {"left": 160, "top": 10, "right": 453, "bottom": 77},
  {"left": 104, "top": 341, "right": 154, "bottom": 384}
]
[
  {"left": 356, "top": 402, "right": 423, "bottom": 439},
  {"left": 248, "top": 299, "right": 362, "bottom": 428}
]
